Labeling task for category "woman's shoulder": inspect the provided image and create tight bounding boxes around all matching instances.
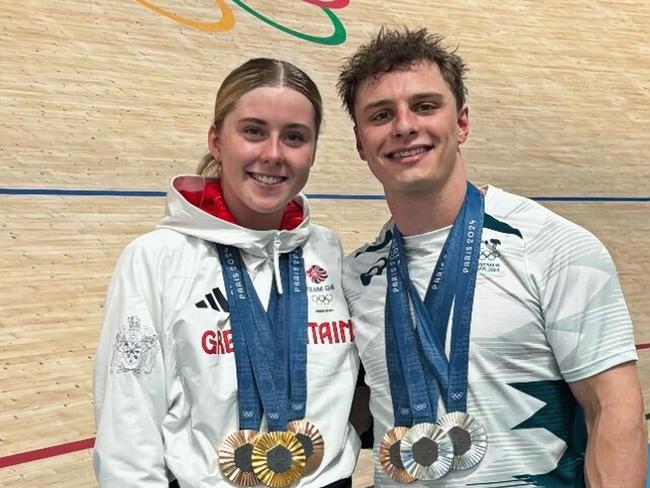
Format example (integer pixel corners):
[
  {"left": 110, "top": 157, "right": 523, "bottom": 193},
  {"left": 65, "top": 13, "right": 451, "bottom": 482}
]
[
  {"left": 304, "top": 223, "right": 342, "bottom": 249},
  {"left": 128, "top": 228, "right": 192, "bottom": 250},
  {"left": 306, "top": 223, "right": 338, "bottom": 239},
  {"left": 120, "top": 228, "right": 206, "bottom": 265}
]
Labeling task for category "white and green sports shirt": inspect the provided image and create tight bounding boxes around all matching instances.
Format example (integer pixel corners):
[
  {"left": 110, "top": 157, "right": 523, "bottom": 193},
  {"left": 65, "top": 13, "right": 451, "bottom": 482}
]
[{"left": 343, "top": 186, "right": 638, "bottom": 487}]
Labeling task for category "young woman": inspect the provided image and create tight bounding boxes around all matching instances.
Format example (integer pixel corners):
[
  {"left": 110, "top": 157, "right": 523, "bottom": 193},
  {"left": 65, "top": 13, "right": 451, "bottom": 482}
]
[{"left": 93, "top": 58, "right": 360, "bottom": 488}]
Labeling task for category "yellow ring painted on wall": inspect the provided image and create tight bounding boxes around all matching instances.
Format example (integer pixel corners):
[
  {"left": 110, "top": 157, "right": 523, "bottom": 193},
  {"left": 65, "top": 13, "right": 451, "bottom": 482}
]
[{"left": 134, "top": 0, "right": 235, "bottom": 32}]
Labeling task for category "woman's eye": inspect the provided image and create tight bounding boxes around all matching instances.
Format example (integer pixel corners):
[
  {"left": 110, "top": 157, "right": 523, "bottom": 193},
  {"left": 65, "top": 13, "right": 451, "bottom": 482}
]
[
  {"left": 243, "top": 126, "right": 264, "bottom": 137},
  {"left": 285, "top": 132, "right": 306, "bottom": 144}
]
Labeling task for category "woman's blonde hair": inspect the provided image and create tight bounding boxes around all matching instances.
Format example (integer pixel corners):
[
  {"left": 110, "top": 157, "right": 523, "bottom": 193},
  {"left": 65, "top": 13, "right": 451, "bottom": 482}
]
[{"left": 198, "top": 58, "right": 323, "bottom": 177}]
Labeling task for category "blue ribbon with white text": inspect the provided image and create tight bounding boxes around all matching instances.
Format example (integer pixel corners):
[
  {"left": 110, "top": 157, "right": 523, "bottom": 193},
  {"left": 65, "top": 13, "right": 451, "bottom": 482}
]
[
  {"left": 385, "top": 182, "right": 484, "bottom": 425},
  {"left": 217, "top": 244, "right": 308, "bottom": 431}
]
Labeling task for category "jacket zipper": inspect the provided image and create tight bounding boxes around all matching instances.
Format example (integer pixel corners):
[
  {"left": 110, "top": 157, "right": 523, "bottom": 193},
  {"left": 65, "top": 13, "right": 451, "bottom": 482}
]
[{"left": 273, "top": 232, "right": 283, "bottom": 295}]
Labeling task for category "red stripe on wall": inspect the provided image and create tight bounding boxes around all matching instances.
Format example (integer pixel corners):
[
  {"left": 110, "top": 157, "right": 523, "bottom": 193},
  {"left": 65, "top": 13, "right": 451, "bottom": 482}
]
[{"left": 0, "top": 437, "right": 95, "bottom": 468}]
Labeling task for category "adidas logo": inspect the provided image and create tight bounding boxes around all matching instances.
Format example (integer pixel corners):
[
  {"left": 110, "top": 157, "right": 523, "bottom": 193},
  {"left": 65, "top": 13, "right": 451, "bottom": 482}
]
[{"left": 195, "top": 287, "right": 229, "bottom": 312}]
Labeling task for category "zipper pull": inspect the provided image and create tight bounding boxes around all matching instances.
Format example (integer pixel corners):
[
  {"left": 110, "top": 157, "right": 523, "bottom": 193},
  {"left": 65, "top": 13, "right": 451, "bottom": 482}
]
[{"left": 273, "top": 233, "right": 283, "bottom": 295}]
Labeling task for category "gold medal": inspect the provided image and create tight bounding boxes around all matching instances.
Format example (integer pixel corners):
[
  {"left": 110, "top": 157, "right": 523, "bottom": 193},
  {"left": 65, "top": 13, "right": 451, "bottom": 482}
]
[
  {"left": 378, "top": 426, "right": 416, "bottom": 484},
  {"left": 287, "top": 419, "right": 324, "bottom": 476},
  {"left": 400, "top": 422, "right": 454, "bottom": 480},
  {"left": 251, "top": 431, "right": 306, "bottom": 487},
  {"left": 437, "top": 412, "right": 488, "bottom": 470},
  {"left": 218, "top": 430, "right": 261, "bottom": 486}
]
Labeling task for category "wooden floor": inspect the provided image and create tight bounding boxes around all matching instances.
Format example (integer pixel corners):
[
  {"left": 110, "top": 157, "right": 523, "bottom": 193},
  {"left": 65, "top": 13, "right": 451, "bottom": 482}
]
[{"left": 0, "top": 1, "right": 648, "bottom": 486}]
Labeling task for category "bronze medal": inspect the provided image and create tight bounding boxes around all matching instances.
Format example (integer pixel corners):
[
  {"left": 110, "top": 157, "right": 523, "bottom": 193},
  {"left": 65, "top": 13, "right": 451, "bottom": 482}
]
[
  {"left": 437, "top": 411, "right": 487, "bottom": 470},
  {"left": 218, "top": 430, "right": 261, "bottom": 486},
  {"left": 378, "top": 426, "right": 416, "bottom": 484},
  {"left": 287, "top": 419, "right": 324, "bottom": 477},
  {"left": 251, "top": 431, "right": 306, "bottom": 488}
]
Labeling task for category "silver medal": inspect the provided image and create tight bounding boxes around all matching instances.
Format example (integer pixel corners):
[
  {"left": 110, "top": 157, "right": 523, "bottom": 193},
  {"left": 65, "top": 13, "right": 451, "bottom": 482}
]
[
  {"left": 437, "top": 411, "right": 487, "bottom": 470},
  {"left": 400, "top": 422, "right": 454, "bottom": 480}
]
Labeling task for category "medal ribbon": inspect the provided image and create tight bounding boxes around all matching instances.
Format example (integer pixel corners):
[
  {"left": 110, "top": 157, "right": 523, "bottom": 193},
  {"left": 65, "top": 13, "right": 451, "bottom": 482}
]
[
  {"left": 386, "top": 235, "right": 441, "bottom": 425},
  {"left": 385, "top": 182, "right": 484, "bottom": 425},
  {"left": 267, "top": 250, "right": 309, "bottom": 421},
  {"left": 218, "top": 245, "right": 263, "bottom": 430},
  {"left": 217, "top": 244, "right": 308, "bottom": 432},
  {"left": 439, "top": 183, "right": 483, "bottom": 412}
]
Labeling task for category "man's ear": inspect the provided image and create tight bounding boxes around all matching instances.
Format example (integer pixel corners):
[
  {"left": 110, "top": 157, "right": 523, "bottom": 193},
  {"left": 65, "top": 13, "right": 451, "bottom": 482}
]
[
  {"left": 457, "top": 104, "right": 470, "bottom": 145},
  {"left": 354, "top": 125, "right": 366, "bottom": 161},
  {"left": 207, "top": 124, "right": 222, "bottom": 161}
]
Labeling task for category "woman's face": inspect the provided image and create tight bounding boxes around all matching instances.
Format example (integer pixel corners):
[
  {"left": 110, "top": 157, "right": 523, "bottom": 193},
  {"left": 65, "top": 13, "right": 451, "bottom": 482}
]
[{"left": 208, "top": 85, "right": 317, "bottom": 230}]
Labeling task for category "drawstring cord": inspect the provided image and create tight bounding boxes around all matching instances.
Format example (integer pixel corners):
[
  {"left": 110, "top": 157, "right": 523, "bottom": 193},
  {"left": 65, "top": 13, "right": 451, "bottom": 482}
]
[{"left": 272, "top": 232, "right": 283, "bottom": 295}]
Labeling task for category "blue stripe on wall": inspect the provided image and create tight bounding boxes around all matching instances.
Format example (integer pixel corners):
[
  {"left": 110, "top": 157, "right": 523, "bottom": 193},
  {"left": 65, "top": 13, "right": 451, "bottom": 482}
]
[{"left": 0, "top": 188, "right": 649, "bottom": 202}]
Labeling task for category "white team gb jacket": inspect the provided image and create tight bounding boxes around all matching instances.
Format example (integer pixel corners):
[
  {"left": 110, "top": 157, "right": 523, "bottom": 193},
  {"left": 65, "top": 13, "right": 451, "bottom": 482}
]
[{"left": 93, "top": 175, "right": 360, "bottom": 488}]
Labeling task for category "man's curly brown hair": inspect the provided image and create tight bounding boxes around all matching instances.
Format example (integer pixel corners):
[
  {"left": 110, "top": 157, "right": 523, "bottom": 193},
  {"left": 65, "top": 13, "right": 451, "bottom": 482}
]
[{"left": 337, "top": 27, "right": 468, "bottom": 121}]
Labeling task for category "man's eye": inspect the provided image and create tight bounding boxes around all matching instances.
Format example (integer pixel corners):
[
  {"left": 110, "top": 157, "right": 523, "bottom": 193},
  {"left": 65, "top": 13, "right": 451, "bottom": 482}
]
[
  {"left": 415, "top": 102, "right": 436, "bottom": 112},
  {"left": 371, "top": 111, "right": 391, "bottom": 122}
]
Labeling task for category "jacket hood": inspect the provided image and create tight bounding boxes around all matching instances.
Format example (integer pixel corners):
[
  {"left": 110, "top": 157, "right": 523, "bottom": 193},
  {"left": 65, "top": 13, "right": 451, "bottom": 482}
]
[{"left": 157, "top": 175, "right": 311, "bottom": 257}]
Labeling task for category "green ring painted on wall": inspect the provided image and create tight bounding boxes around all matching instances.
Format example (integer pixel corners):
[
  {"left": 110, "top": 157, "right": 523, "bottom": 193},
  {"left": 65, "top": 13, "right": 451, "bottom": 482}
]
[{"left": 231, "top": 0, "right": 347, "bottom": 45}]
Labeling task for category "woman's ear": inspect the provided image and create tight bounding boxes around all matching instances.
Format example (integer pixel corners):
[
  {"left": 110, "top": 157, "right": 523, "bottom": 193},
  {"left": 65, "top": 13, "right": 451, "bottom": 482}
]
[{"left": 207, "top": 124, "right": 222, "bottom": 162}]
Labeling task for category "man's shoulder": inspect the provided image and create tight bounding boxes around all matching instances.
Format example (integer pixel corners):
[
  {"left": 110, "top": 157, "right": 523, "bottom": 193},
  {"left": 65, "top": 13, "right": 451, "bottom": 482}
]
[
  {"left": 484, "top": 185, "right": 589, "bottom": 240},
  {"left": 484, "top": 186, "right": 545, "bottom": 231},
  {"left": 485, "top": 185, "right": 609, "bottom": 264},
  {"left": 342, "top": 221, "right": 393, "bottom": 292},
  {"left": 344, "top": 222, "right": 392, "bottom": 265}
]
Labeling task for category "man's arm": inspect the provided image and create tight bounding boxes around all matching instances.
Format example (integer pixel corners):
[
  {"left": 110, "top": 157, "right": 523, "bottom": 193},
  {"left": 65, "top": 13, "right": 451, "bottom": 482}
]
[{"left": 569, "top": 361, "right": 647, "bottom": 488}]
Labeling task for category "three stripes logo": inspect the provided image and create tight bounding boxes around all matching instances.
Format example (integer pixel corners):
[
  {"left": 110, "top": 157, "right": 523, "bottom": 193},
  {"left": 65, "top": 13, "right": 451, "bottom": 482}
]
[{"left": 195, "top": 287, "right": 229, "bottom": 312}]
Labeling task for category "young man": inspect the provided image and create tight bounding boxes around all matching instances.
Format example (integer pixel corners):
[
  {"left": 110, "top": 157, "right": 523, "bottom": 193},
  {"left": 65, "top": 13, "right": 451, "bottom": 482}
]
[{"left": 338, "top": 28, "right": 646, "bottom": 487}]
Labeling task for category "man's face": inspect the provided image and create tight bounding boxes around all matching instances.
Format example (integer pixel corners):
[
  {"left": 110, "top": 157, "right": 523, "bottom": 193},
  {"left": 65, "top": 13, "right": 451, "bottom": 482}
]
[{"left": 353, "top": 61, "right": 469, "bottom": 196}]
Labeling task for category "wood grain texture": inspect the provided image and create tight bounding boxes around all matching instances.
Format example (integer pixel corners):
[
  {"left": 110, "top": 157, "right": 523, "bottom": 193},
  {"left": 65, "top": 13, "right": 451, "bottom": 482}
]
[{"left": 0, "top": 0, "right": 648, "bottom": 486}]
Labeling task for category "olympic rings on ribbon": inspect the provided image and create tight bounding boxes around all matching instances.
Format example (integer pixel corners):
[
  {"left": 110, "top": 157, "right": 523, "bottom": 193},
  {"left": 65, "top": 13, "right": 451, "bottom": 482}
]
[
  {"left": 230, "top": 0, "right": 346, "bottom": 45},
  {"left": 134, "top": 0, "right": 234, "bottom": 32}
]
